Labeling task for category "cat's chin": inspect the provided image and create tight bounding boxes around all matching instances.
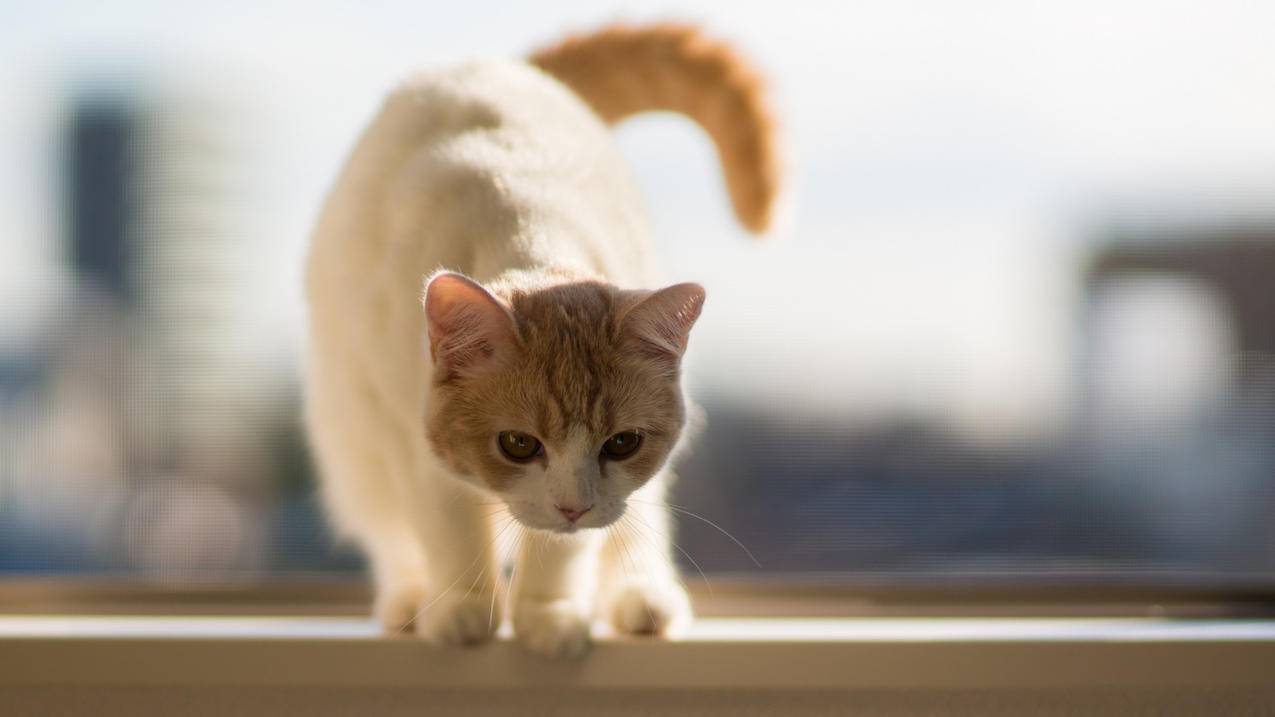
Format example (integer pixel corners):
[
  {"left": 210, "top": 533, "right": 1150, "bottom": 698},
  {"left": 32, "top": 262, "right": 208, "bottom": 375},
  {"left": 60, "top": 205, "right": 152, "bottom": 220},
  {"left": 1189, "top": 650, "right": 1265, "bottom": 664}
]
[
  {"left": 505, "top": 508, "right": 623, "bottom": 534},
  {"left": 511, "top": 521, "right": 591, "bottom": 535},
  {"left": 516, "top": 518, "right": 616, "bottom": 535}
]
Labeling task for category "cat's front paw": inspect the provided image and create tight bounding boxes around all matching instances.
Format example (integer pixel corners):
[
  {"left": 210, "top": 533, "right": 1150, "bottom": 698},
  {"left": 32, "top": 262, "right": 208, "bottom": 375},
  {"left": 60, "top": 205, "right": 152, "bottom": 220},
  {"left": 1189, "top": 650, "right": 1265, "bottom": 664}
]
[
  {"left": 513, "top": 599, "right": 592, "bottom": 659},
  {"left": 375, "top": 582, "right": 429, "bottom": 636},
  {"left": 606, "top": 581, "right": 692, "bottom": 637},
  {"left": 415, "top": 591, "right": 501, "bottom": 646}
]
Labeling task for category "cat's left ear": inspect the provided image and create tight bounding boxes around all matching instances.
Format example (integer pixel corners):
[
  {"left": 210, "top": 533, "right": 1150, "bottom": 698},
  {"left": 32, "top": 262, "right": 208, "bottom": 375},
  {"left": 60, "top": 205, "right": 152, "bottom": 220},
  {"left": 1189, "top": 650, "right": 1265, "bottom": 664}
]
[
  {"left": 423, "top": 271, "right": 516, "bottom": 379},
  {"left": 619, "top": 282, "right": 706, "bottom": 360}
]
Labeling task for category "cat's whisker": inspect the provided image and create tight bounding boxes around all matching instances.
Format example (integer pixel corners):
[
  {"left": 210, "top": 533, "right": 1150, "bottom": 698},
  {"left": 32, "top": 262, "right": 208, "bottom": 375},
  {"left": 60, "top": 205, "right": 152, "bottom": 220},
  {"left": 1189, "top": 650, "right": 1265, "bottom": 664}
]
[
  {"left": 611, "top": 523, "right": 636, "bottom": 585},
  {"left": 481, "top": 518, "right": 519, "bottom": 631},
  {"left": 629, "top": 499, "right": 762, "bottom": 568},
  {"left": 442, "top": 490, "right": 466, "bottom": 510},
  {"left": 459, "top": 521, "right": 505, "bottom": 605},
  {"left": 606, "top": 524, "right": 635, "bottom": 600},
  {"left": 491, "top": 524, "right": 523, "bottom": 631},
  {"left": 532, "top": 529, "right": 545, "bottom": 571},
  {"left": 614, "top": 519, "right": 660, "bottom": 631},
  {"left": 498, "top": 525, "right": 526, "bottom": 631},
  {"left": 444, "top": 492, "right": 502, "bottom": 511},
  {"left": 625, "top": 510, "right": 713, "bottom": 597},
  {"left": 395, "top": 516, "right": 517, "bottom": 637}
]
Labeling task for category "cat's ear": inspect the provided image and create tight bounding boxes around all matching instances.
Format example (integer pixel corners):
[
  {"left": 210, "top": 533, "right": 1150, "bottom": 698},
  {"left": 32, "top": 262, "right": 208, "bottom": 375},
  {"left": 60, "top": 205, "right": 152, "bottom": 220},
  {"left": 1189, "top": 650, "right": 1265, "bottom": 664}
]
[
  {"left": 423, "top": 271, "right": 516, "bottom": 378},
  {"left": 619, "top": 282, "right": 706, "bottom": 361}
]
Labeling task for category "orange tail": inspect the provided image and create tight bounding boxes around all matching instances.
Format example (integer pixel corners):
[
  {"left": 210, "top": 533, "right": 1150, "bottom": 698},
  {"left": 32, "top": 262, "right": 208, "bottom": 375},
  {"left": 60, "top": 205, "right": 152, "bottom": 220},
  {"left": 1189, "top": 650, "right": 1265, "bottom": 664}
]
[{"left": 530, "top": 23, "right": 783, "bottom": 235}]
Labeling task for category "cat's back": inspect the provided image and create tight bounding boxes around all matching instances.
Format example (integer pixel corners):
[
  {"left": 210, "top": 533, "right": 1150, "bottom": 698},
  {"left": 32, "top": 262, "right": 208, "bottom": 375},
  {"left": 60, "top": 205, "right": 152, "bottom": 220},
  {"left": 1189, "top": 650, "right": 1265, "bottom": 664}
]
[
  {"left": 308, "top": 60, "right": 649, "bottom": 292},
  {"left": 391, "top": 61, "right": 600, "bottom": 133}
]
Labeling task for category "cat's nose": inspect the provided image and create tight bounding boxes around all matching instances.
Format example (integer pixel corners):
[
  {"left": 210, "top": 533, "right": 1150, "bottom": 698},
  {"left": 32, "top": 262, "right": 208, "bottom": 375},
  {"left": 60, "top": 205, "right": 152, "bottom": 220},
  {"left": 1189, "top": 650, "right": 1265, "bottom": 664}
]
[{"left": 556, "top": 504, "right": 592, "bottom": 523}]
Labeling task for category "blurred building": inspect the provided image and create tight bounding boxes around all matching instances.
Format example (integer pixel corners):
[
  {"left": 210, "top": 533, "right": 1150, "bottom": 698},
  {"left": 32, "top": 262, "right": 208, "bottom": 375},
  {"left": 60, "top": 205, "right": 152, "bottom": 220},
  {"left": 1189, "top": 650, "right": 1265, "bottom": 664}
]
[{"left": 0, "top": 83, "right": 311, "bottom": 578}]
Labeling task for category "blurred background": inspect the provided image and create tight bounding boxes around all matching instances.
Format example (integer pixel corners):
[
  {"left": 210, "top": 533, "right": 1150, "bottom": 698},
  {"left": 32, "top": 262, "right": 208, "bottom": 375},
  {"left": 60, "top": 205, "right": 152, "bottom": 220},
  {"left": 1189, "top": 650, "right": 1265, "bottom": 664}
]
[{"left": 2, "top": 0, "right": 1274, "bottom": 601}]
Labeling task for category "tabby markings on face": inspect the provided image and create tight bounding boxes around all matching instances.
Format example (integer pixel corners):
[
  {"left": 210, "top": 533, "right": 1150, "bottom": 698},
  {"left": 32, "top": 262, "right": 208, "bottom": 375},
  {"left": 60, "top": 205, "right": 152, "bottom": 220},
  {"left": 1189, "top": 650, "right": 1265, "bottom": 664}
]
[{"left": 424, "top": 273, "right": 702, "bottom": 531}]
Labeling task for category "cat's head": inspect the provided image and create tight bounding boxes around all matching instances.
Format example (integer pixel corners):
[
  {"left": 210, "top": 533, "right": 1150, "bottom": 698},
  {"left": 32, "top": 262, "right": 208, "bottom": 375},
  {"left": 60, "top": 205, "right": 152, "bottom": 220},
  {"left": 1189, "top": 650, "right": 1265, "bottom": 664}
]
[{"left": 421, "top": 270, "right": 704, "bottom": 533}]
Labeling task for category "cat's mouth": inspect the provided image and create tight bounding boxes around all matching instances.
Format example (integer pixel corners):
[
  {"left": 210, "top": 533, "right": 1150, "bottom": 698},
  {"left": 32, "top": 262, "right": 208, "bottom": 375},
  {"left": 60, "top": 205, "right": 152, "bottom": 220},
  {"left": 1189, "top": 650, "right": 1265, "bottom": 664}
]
[
  {"left": 504, "top": 502, "right": 620, "bottom": 533},
  {"left": 519, "top": 519, "right": 597, "bottom": 534},
  {"left": 530, "top": 516, "right": 610, "bottom": 533},
  {"left": 545, "top": 519, "right": 615, "bottom": 535}
]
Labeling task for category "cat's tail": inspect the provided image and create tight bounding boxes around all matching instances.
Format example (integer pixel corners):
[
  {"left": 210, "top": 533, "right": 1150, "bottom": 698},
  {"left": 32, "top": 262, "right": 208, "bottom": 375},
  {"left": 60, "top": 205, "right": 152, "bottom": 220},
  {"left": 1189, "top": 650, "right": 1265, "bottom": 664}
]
[{"left": 529, "top": 23, "right": 783, "bottom": 235}]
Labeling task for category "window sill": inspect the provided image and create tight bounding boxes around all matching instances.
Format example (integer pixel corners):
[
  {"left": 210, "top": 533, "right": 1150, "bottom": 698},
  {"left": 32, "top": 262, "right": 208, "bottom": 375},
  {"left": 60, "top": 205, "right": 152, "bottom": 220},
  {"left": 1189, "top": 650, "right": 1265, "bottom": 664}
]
[{"left": 3, "top": 616, "right": 1273, "bottom": 698}]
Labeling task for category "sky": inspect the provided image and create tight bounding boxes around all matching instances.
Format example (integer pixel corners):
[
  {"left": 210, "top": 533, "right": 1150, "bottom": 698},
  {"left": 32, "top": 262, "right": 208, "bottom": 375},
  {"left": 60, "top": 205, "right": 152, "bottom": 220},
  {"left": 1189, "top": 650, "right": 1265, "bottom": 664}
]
[{"left": 4, "top": 0, "right": 1275, "bottom": 436}]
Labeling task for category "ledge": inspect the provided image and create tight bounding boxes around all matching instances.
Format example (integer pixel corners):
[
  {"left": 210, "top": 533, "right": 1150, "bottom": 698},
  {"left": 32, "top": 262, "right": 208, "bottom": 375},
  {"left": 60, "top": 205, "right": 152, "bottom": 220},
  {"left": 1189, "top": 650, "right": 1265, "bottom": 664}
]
[{"left": 3, "top": 615, "right": 1275, "bottom": 691}]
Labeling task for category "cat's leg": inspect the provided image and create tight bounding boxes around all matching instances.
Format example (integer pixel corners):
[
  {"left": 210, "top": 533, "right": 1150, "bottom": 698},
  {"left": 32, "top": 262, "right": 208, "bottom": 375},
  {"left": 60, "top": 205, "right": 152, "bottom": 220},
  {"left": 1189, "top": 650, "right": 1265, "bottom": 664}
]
[
  {"left": 313, "top": 456, "right": 429, "bottom": 634},
  {"left": 510, "top": 529, "right": 605, "bottom": 658},
  {"left": 320, "top": 451, "right": 429, "bottom": 635},
  {"left": 365, "top": 525, "right": 428, "bottom": 635},
  {"left": 409, "top": 475, "right": 506, "bottom": 645},
  {"left": 305, "top": 363, "right": 429, "bottom": 635},
  {"left": 598, "top": 477, "right": 693, "bottom": 637},
  {"left": 312, "top": 374, "right": 502, "bottom": 643}
]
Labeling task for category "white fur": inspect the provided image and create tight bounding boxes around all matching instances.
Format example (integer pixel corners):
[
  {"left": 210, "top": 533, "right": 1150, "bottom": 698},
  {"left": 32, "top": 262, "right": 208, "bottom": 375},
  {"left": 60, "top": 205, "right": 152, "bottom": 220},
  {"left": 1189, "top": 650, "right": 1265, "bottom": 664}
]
[{"left": 304, "top": 62, "right": 689, "bottom": 657}]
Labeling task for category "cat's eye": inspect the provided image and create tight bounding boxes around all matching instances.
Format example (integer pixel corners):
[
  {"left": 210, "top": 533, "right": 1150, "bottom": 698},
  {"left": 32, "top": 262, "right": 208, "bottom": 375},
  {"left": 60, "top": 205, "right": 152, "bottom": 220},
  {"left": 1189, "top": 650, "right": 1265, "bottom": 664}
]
[
  {"left": 601, "top": 431, "right": 642, "bottom": 460},
  {"left": 497, "top": 431, "right": 542, "bottom": 462}
]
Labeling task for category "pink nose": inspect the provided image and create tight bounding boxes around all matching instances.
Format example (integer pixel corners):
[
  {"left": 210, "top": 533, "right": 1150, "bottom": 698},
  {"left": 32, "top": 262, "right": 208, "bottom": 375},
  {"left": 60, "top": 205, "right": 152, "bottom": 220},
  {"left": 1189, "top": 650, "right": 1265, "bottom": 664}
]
[{"left": 556, "top": 504, "right": 592, "bottom": 523}]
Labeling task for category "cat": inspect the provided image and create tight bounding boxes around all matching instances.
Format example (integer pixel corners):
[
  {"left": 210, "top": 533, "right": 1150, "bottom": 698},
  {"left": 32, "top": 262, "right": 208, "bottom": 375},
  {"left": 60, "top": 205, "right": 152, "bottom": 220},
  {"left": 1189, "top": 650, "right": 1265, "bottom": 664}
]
[{"left": 304, "top": 23, "right": 781, "bottom": 658}]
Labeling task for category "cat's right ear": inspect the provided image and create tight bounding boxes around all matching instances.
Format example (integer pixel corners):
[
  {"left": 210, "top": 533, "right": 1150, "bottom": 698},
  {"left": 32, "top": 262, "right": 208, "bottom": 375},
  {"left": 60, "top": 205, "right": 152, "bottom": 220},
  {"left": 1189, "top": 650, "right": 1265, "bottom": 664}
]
[
  {"left": 423, "top": 271, "right": 516, "bottom": 379},
  {"left": 618, "top": 282, "right": 707, "bottom": 362}
]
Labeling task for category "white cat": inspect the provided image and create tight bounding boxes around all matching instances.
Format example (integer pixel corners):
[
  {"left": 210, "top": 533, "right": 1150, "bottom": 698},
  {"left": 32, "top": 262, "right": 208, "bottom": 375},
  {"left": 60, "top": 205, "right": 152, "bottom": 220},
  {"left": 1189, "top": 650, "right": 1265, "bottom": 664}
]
[{"left": 304, "top": 24, "right": 780, "bottom": 658}]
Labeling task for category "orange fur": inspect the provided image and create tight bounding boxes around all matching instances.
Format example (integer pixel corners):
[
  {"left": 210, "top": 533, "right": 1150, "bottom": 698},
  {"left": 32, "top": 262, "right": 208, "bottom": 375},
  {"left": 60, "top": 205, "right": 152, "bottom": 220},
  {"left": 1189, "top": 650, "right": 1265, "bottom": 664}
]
[
  {"left": 425, "top": 273, "right": 690, "bottom": 498},
  {"left": 530, "top": 23, "right": 783, "bottom": 234}
]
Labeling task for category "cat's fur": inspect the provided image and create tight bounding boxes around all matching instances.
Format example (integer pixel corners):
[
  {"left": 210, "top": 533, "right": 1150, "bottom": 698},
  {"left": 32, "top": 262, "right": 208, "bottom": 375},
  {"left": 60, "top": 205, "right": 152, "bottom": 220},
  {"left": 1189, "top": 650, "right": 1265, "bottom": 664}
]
[{"left": 304, "top": 24, "right": 780, "bottom": 658}]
